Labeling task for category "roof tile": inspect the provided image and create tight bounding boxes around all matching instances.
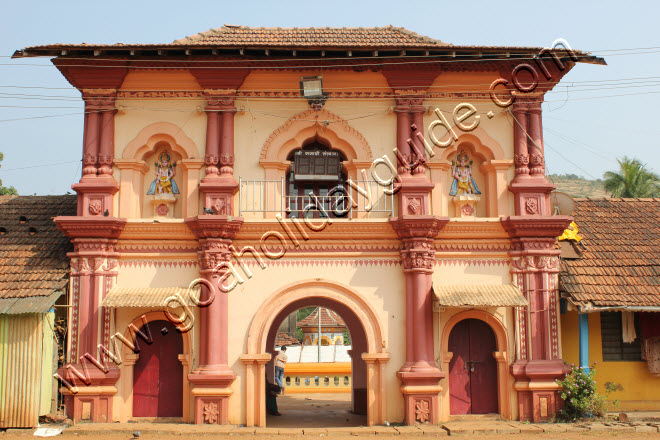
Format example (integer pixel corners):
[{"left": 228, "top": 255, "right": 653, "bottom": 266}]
[
  {"left": 0, "top": 195, "right": 75, "bottom": 306},
  {"left": 559, "top": 198, "right": 660, "bottom": 308}
]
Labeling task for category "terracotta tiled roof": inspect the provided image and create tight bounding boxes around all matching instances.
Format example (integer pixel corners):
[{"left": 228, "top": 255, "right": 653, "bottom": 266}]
[
  {"left": 275, "top": 332, "right": 300, "bottom": 347},
  {"left": 559, "top": 198, "right": 660, "bottom": 308},
  {"left": 0, "top": 195, "right": 76, "bottom": 305},
  {"left": 297, "top": 307, "right": 346, "bottom": 327},
  {"left": 173, "top": 25, "right": 448, "bottom": 48}
]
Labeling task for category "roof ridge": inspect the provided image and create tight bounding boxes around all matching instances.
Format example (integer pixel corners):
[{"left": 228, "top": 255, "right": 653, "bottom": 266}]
[{"left": 172, "top": 25, "right": 449, "bottom": 46}]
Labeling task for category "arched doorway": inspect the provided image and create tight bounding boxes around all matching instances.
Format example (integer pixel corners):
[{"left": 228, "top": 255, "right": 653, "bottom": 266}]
[
  {"left": 448, "top": 319, "right": 498, "bottom": 415},
  {"left": 439, "top": 310, "right": 511, "bottom": 421},
  {"left": 241, "top": 280, "right": 389, "bottom": 427},
  {"left": 132, "top": 320, "right": 184, "bottom": 417}
]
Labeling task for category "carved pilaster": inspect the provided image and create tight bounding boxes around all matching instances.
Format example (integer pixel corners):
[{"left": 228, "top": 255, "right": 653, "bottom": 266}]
[
  {"left": 201, "top": 90, "right": 239, "bottom": 215},
  {"left": 394, "top": 90, "right": 426, "bottom": 176},
  {"left": 81, "top": 89, "right": 117, "bottom": 177},
  {"left": 391, "top": 216, "right": 447, "bottom": 425},
  {"left": 185, "top": 215, "right": 243, "bottom": 424},
  {"left": 54, "top": 216, "right": 125, "bottom": 423},
  {"left": 503, "top": 216, "right": 570, "bottom": 422}
]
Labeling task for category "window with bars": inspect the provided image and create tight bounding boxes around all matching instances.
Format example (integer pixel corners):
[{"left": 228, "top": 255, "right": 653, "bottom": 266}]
[
  {"left": 286, "top": 142, "right": 347, "bottom": 219},
  {"left": 600, "top": 311, "right": 643, "bottom": 361}
]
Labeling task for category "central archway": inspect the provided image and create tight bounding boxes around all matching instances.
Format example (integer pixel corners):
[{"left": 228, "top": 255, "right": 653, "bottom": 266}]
[{"left": 241, "top": 280, "right": 389, "bottom": 427}]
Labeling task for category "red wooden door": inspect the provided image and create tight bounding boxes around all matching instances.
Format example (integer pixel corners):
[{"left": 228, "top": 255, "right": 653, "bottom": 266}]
[
  {"left": 448, "top": 319, "right": 498, "bottom": 415},
  {"left": 132, "top": 320, "right": 183, "bottom": 417}
]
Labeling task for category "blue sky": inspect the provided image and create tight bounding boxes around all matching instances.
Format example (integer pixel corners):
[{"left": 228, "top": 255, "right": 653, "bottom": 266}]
[{"left": 1, "top": 0, "right": 658, "bottom": 195}]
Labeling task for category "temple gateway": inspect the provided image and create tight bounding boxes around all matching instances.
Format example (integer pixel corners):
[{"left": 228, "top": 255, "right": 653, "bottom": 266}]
[{"left": 12, "top": 26, "right": 609, "bottom": 426}]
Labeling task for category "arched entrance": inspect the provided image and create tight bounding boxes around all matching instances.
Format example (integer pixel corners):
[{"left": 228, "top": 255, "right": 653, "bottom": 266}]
[
  {"left": 440, "top": 310, "right": 511, "bottom": 421},
  {"left": 132, "top": 320, "right": 184, "bottom": 417},
  {"left": 241, "top": 280, "right": 389, "bottom": 427},
  {"left": 448, "top": 319, "right": 497, "bottom": 414}
]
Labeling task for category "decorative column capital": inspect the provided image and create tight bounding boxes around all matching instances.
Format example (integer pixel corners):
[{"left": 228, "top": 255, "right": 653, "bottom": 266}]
[
  {"left": 400, "top": 240, "right": 435, "bottom": 272},
  {"left": 511, "top": 95, "right": 543, "bottom": 113},
  {"left": 390, "top": 216, "right": 448, "bottom": 239},
  {"left": 394, "top": 89, "right": 426, "bottom": 109},
  {"left": 82, "top": 89, "right": 117, "bottom": 111},
  {"left": 185, "top": 215, "right": 243, "bottom": 240},
  {"left": 204, "top": 89, "right": 237, "bottom": 109}
]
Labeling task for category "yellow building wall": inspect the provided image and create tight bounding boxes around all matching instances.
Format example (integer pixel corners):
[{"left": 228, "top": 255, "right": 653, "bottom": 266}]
[{"left": 561, "top": 310, "right": 660, "bottom": 411}]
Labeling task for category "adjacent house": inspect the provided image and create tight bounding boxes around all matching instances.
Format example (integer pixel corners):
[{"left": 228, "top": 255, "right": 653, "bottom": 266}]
[
  {"left": 12, "top": 26, "right": 605, "bottom": 426},
  {"left": 0, "top": 195, "right": 76, "bottom": 427},
  {"left": 559, "top": 198, "right": 660, "bottom": 411}
]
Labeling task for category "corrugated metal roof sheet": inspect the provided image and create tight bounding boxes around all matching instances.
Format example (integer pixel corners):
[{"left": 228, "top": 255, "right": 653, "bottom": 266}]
[
  {"left": 433, "top": 284, "right": 528, "bottom": 307},
  {"left": 102, "top": 286, "right": 198, "bottom": 308},
  {"left": 0, "top": 313, "right": 45, "bottom": 427},
  {"left": 0, "top": 290, "right": 63, "bottom": 314}
]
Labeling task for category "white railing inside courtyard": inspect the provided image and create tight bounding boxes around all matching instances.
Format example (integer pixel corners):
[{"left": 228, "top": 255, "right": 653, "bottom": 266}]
[{"left": 238, "top": 177, "right": 394, "bottom": 219}]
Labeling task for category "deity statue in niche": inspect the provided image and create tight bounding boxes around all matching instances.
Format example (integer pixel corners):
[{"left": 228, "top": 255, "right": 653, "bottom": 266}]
[
  {"left": 147, "top": 152, "right": 179, "bottom": 195},
  {"left": 449, "top": 150, "right": 481, "bottom": 196}
]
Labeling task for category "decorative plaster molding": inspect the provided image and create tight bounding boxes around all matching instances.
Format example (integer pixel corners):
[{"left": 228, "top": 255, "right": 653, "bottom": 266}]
[
  {"left": 434, "top": 258, "right": 510, "bottom": 267},
  {"left": 118, "top": 260, "right": 199, "bottom": 268},
  {"left": 259, "top": 108, "right": 373, "bottom": 161},
  {"left": 120, "top": 222, "right": 197, "bottom": 240}
]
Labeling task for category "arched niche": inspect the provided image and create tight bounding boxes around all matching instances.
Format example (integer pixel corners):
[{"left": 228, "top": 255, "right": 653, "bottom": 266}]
[
  {"left": 439, "top": 309, "right": 511, "bottom": 421},
  {"left": 115, "top": 123, "right": 204, "bottom": 219},
  {"left": 240, "top": 279, "right": 389, "bottom": 427},
  {"left": 257, "top": 109, "right": 373, "bottom": 219},
  {"left": 427, "top": 128, "right": 513, "bottom": 218}
]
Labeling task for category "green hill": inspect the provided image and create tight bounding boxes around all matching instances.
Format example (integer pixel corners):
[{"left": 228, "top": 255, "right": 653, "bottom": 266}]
[{"left": 547, "top": 174, "right": 609, "bottom": 198}]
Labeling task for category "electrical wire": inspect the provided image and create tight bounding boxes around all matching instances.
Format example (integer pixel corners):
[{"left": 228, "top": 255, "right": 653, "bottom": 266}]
[{"left": 507, "top": 109, "right": 599, "bottom": 180}]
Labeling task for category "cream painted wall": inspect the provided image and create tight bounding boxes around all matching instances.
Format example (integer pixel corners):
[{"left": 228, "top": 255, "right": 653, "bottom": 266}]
[
  {"left": 114, "top": 99, "right": 207, "bottom": 160},
  {"left": 112, "top": 68, "right": 518, "bottom": 221},
  {"left": 225, "top": 260, "right": 405, "bottom": 424}
]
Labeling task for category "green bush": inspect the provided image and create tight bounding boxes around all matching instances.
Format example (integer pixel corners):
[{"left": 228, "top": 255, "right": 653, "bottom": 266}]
[{"left": 556, "top": 362, "right": 613, "bottom": 421}]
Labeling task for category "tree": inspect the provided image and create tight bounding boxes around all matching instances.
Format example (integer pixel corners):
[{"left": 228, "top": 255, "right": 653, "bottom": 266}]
[
  {"left": 603, "top": 156, "right": 660, "bottom": 198},
  {"left": 0, "top": 153, "right": 18, "bottom": 195}
]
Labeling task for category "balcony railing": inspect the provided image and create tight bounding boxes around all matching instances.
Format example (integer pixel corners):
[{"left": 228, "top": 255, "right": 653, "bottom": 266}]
[{"left": 238, "top": 177, "right": 394, "bottom": 219}]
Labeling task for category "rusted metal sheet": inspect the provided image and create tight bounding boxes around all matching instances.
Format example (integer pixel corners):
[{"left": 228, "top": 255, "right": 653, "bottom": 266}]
[
  {"left": 0, "top": 313, "right": 43, "bottom": 428},
  {"left": 0, "top": 291, "right": 62, "bottom": 314}
]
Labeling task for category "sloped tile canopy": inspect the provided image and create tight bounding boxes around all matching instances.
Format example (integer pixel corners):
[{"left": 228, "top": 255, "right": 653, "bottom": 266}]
[
  {"left": 102, "top": 286, "right": 197, "bottom": 308},
  {"left": 433, "top": 284, "right": 528, "bottom": 307}
]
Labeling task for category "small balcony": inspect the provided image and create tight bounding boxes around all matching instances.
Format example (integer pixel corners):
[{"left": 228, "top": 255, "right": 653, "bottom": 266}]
[{"left": 238, "top": 178, "right": 394, "bottom": 219}]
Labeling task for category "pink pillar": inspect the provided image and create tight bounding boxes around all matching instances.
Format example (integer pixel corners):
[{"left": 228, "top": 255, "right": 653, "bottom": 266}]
[
  {"left": 199, "top": 93, "right": 239, "bottom": 215},
  {"left": 54, "top": 219, "right": 126, "bottom": 424},
  {"left": 204, "top": 107, "right": 220, "bottom": 177},
  {"left": 402, "top": 274, "right": 414, "bottom": 371},
  {"left": 82, "top": 110, "right": 100, "bottom": 177},
  {"left": 392, "top": 219, "right": 448, "bottom": 426},
  {"left": 504, "top": 218, "right": 570, "bottom": 422},
  {"left": 528, "top": 108, "right": 545, "bottom": 175},
  {"left": 411, "top": 110, "right": 426, "bottom": 175},
  {"left": 73, "top": 91, "right": 119, "bottom": 217},
  {"left": 512, "top": 108, "right": 529, "bottom": 178},
  {"left": 395, "top": 107, "right": 411, "bottom": 174},
  {"left": 98, "top": 107, "right": 115, "bottom": 176},
  {"left": 219, "top": 108, "right": 236, "bottom": 176},
  {"left": 424, "top": 273, "right": 435, "bottom": 364},
  {"left": 185, "top": 217, "right": 243, "bottom": 425},
  {"left": 412, "top": 270, "right": 430, "bottom": 367}
]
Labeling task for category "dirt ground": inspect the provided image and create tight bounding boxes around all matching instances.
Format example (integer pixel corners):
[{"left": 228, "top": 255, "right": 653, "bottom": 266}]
[
  {"left": 2, "top": 431, "right": 660, "bottom": 440},
  {"left": 2, "top": 394, "right": 658, "bottom": 439}
]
